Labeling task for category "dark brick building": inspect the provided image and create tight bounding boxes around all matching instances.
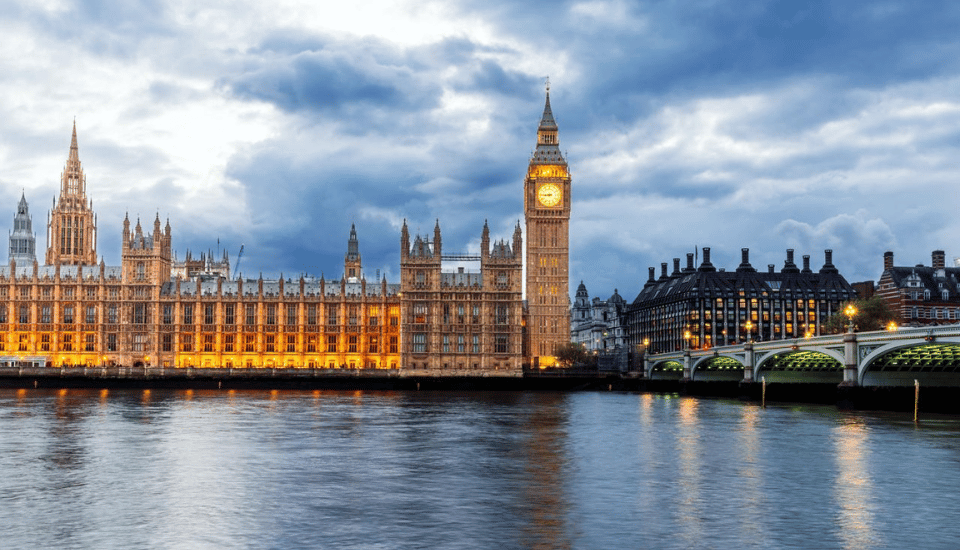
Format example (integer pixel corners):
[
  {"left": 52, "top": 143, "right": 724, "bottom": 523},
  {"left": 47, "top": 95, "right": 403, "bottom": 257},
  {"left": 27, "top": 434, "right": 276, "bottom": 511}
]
[
  {"left": 877, "top": 250, "right": 960, "bottom": 326},
  {"left": 626, "top": 247, "right": 856, "bottom": 354}
]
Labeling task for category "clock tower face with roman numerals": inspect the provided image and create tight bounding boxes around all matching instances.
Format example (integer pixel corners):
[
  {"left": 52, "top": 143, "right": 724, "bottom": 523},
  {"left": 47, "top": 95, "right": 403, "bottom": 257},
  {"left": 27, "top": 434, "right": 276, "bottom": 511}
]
[{"left": 524, "top": 86, "right": 571, "bottom": 367}]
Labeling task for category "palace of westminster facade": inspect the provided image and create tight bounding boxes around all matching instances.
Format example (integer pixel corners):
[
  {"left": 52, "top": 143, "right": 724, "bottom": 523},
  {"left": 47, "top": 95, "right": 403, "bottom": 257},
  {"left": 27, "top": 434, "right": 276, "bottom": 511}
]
[{"left": 0, "top": 92, "right": 572, "bottom": 374}]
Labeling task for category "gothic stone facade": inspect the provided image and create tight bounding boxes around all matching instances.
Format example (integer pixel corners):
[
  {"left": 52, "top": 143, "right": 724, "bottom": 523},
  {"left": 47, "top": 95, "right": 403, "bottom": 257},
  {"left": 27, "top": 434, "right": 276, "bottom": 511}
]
[
  {"left": 524, "top": 87, "right": 572, "bottom": 367},
  {"left": 399, "top": 221, "right": 524, "bottom": 374},
  {"left": 2, "top": 93, "right": 565, "bottom": 374}
]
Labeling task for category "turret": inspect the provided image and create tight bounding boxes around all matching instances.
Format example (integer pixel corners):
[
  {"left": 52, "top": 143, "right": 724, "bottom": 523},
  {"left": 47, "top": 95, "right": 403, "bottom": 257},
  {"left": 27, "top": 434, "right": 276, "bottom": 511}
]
[
  {"left": 481, "top": 220, "right": 490, "bottom": 258},
  {"left": 344, "top": 223, "right": 362, "bottom": 280},
  {"left": 9, "top": 192, "right": 37, "bottom": 265},
  {"left": 512, "top": 221, "right": 522, "bottom": 260}
]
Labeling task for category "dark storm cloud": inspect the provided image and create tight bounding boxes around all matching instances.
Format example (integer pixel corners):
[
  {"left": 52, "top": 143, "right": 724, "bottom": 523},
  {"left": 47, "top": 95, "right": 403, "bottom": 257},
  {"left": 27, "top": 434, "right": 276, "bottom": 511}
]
[
  {"left": 6, "top": 0, "right": 960, "bottom": 299},
  {"left": 224, "top": 31, "right": 538, "bottom": 130},
  {"left": 228, "top": 51, "right": 424, "bottom": 114}
]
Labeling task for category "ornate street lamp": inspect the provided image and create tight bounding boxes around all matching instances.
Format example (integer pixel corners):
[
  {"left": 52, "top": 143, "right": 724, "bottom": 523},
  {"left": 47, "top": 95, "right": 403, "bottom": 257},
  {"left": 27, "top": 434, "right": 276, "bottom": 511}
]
[
  {"left": 844, "top": 304, "right": 858, "bottom": 333},
  {"left": 744, "top": 320, "right": 754, "bottom": 343}
]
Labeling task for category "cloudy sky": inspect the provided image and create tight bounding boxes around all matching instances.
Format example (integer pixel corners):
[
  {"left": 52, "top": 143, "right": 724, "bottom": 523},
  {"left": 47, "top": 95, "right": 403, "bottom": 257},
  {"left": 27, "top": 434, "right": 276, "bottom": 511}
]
[{"left": 2, "top": 0, "right": 959, "bottom": 301}]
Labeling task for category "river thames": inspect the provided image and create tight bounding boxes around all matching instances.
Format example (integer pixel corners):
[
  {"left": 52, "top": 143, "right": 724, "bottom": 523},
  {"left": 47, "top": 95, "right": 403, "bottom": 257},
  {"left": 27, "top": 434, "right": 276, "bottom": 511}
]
[{"left": 1, "top": 389, "right": 958, "bottom": 549}]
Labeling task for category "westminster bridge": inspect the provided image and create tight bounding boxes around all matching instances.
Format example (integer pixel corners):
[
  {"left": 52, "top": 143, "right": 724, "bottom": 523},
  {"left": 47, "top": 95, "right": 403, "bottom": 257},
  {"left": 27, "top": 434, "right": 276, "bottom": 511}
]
[{"left": 644, "top": 324, "right": 960, "bottom": 387}]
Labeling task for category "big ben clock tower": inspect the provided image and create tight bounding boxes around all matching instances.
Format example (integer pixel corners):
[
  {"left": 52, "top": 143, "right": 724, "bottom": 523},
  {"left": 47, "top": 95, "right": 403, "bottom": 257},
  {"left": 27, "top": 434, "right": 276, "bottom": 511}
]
[{"left": 524, "top": 83, "right": 571, "bottom": 367}]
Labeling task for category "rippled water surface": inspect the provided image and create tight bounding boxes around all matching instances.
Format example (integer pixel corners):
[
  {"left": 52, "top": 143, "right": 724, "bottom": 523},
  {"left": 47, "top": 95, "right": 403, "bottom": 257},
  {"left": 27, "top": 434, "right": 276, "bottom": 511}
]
[{"left": 1, "top": 388, "right": 959, "bottom": 549}]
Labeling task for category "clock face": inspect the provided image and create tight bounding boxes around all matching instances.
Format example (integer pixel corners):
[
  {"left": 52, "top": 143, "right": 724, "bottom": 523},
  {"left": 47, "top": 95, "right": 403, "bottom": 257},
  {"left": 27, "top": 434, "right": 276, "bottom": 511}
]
[{"left": 537, "top": 183, "right": 562, "bottom": 207}]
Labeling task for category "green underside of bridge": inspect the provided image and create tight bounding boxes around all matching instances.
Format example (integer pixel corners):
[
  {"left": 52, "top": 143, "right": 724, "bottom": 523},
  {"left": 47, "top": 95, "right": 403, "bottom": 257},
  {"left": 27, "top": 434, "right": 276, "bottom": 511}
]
[
  {"left": 762, "top": 351, "right": 842, "bottom": 372},
  {"left": 650, "top": 344, "right": 960, "bottom": 380},
  {"left": 869, "top": 344, "right": 960, "bottom": 372},
  {"left": 697, "top": 357, "right": 744, "bottom": 371},
  {"left": 652, "top": 360, "right": 683, "bottom": 373}
]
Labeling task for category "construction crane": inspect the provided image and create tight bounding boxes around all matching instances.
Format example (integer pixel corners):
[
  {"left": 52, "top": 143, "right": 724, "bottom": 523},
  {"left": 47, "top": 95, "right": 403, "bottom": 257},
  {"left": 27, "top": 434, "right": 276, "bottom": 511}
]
[{"left": 234, "top": 244, "right": 244, "bottom": 277}]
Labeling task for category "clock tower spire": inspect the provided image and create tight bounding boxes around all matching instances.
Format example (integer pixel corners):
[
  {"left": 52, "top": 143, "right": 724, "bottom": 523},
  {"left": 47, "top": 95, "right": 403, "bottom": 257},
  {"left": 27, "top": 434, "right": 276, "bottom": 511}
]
[{"left": 524, "top": 83, "right": 571, "bottom": 367}]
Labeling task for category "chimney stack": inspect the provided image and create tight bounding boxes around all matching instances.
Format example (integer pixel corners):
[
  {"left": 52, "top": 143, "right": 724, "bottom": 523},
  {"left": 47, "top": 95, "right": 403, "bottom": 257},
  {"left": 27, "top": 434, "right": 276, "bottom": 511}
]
[
  {"left": 685, "top": 253, "right": 695, "bottom": 272},
  {"left": 782, "top": 249, "right": 800, "bottom": 273},
  {"left": 698, "top": 247, "right": 716, "bottom": 272},
  {"left": 933, "top": 250, "right": 946, "bottom": 269},
  {"left": 737, "top": 248, "right": 756, "bottom": 272},
  {"left": 883, "top": 251, "right": 894, "bottom": 271},
  {"left": 802, "top": 255, "right": 811, "bottom": 273},
  {"left": 820, "top": 249, "right": 838, "bottom": 274}
]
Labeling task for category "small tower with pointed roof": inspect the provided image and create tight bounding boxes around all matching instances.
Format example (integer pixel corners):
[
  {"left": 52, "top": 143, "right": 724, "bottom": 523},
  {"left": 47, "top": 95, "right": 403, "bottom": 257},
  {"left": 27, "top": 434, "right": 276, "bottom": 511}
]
[
  {"left": 9, "top": 192, "right": 37, "bottom": 265},
  {"left": 46, "top": 121, "right": 98, "bottom": 265},
  {"left": 344, "top": 223, "right": 362, "bottom": 281}
]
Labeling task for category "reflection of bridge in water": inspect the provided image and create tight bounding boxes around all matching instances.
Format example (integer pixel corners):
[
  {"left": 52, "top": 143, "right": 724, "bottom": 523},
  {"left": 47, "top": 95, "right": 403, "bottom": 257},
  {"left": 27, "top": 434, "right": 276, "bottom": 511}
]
[{"left": 645, "top": 325, "right": 960, "bottom": 387}]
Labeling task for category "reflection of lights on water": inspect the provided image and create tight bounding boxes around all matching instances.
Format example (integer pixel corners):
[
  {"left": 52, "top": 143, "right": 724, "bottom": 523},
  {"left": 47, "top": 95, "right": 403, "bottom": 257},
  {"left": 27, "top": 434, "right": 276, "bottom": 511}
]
[
  {"left": 834, "top": 420, "right": 880, "bottom": 549},
  {"left": 676, "top": 398, "right": 703, "bottom": 546},
  {"left": 737, "top": 405, "right": 766, "bottom": 542}
]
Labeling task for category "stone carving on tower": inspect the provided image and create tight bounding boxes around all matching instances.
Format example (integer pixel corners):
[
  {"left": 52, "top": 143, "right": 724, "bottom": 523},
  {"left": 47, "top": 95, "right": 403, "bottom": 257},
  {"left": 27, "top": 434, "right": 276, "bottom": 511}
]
[
  {"left": 9, "top": 193, "right": 37, "bottom": 266},
  {"left": 46, "top": 122, "right": 98, "bottom": 265},
  {"left": 524, "top": 82, "right": 572, "bottom": 367}
]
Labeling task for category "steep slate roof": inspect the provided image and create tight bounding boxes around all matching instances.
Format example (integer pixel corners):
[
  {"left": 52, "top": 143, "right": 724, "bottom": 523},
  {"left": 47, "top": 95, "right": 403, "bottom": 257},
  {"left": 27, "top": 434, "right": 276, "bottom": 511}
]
[
  {"left": 882, "top": 266, "right": 960, "bottom": 300},
  {"left": 630, "top": 252, "right": 854, "bottom": 309}
]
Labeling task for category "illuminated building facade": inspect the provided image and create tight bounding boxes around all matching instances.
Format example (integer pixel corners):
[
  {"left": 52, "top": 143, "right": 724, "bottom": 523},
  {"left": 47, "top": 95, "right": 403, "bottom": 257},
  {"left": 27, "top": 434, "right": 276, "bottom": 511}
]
[
  {"left": 399, "top": 220, "right": 524, "bottom": 374},
  {"left": 524, "top": 85, "right": 571, "bottom": 367},
  {"left": 626, "top": 248, "right": 855, "bottom": 354},
  {"left": 1, "top": 90, "right": 563, "bottom": 374}
]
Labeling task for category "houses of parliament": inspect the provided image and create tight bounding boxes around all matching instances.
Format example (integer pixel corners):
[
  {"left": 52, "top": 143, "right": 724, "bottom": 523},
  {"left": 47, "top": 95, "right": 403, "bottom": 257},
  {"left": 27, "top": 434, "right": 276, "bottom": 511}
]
[{"left": 1, "top": 92, "right": 571, "bottom": 374}]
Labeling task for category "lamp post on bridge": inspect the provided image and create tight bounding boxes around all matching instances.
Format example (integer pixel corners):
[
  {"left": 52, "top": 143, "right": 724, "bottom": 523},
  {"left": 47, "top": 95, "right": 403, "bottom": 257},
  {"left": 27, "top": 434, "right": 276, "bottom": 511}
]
[
  {"left": 682, "top": 330, "right": 692, "bottom": 381},
  {"left": 743, "top": 320, "right": 755, "bottom": 383},
  {"left": 841, "top": 304, "right": 859, "bottom": 386},
  {"left": 844, "top": 303, "right": 858, "bottom": 333},
  {"left": 636, "top": 337, "right": 650, "bottom": 378}
]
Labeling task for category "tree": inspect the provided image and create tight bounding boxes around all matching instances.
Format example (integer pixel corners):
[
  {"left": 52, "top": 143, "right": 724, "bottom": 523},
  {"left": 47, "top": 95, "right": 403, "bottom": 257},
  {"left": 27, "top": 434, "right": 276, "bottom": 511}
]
[
  {"left": 823, "top": 296, "right": 900, "bottom": 334},
  {"left": 554, "top": 342, "right": 589, "bottom": 368}
]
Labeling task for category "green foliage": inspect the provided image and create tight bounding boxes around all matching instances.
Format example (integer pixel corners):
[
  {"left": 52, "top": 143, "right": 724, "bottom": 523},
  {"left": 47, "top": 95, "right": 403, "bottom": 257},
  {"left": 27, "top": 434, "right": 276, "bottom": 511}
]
[
  {"left": 554, "top": 342, "right": 588, "bottom": 367},
  {"left": 823, "top": 297, "right": 900, "bottom": 334}
]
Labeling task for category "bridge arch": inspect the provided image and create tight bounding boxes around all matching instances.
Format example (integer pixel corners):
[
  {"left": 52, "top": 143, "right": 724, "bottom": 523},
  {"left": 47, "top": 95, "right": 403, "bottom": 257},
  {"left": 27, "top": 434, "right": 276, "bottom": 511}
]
[
  {"left": 691, "top": 354, "right": 745, "bottom": 382},
  {"left": 649, "top": 359, "right": 683, "bottom": 380},
  {"left": 755, "top": 348, "right": 844, "bottom": 383},
  {"left": 859, "top": 337, "right": 960, "bottom": 386}
]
